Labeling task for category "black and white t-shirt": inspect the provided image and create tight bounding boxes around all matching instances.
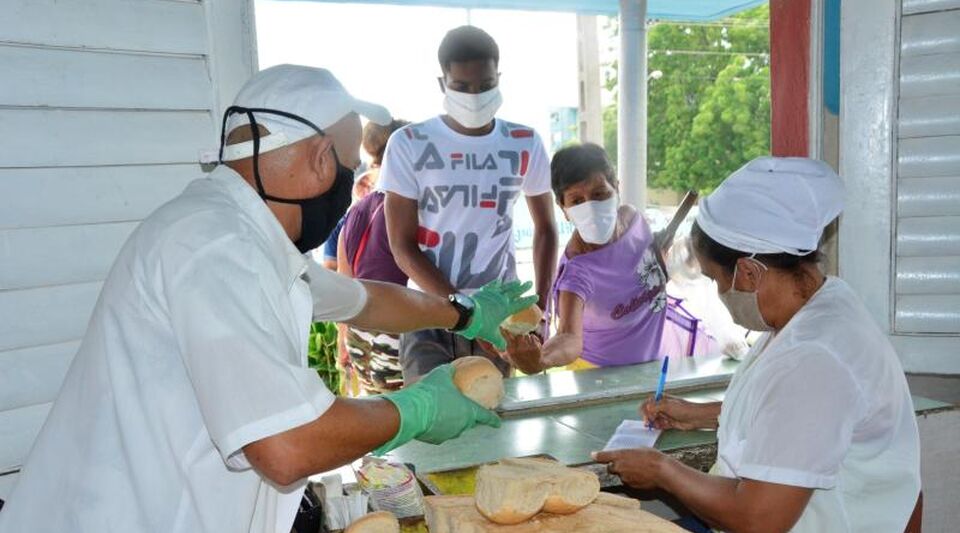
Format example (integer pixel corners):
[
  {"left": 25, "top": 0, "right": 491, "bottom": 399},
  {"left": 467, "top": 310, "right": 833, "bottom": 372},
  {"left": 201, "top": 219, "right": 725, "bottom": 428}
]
[{"left": 378, "top": 116, "right": 551, "bottom": 292}]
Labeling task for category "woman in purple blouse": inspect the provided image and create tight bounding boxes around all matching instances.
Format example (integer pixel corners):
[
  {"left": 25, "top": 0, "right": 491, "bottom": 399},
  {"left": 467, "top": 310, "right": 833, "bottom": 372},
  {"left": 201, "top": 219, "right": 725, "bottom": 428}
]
[{"left": 501, "top": 143, "right": 669, "bottom": 373}]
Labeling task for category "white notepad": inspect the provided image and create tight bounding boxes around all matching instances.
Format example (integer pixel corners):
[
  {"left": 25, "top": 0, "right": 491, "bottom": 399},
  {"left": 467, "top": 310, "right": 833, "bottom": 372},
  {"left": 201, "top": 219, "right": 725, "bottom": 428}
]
[{"left": 603, "top": 420, "right": 662, "bottom": 451}]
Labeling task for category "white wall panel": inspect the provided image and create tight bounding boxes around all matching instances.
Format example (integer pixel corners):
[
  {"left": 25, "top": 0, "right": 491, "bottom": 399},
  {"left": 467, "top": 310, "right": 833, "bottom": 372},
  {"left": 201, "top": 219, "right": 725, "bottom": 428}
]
[
  {"left": 0, "top": 222, "right": 138, "bottom": 290},
  {"left": 897, "top": 216, "right": 960, "bottom": 256},
  {"left": 0, "top": 282, "right": 102, "bottom": 353},
  {"left": 896, "top": 294, "right": 960, "bottom": 332},
  {"left": 893, "top": 4, "right": 960, "bottom": 346},
  {"left": 902, "top": 0, "right": 960, "bottom": 15},
  {"left": 898, "top": 136, "right": 960, "bottom": 178},
  {"left": 899, "top": 95, "right": 960, "bottom": 138},
  {"left": 0, "top": 472, "right": 19, "bottom": 499},
  {"left": 0, "top": 403, "right": 51, "bottom": 473},
  {"left": 0, "top": 45, "right": 212, "bottom": 110},
  {"left": 0, "top": 342, "right": 79, "bottom": 412},
  {"left": 898, "top": 176, "right": 960, "bottom": 217},
  {"left": 1, "top": 0, "right": 206, "bottom": 55},
  {"left": 900, "top": 52, "right": 960, "bottom": 98},
  {"left": 0, "top": 0, "right": 257, "bottom": 479},
  {"left": 901, "top": 9, "right": 960, "bottom": 56},
  {"left": 0, "top": 165, "right": 200, "bottom": 230},
  {"left": 0, "top": 109, "right": 214, "bottom": 168},
  {"left": 897, "top": 256, "right": 960, "bottom": 294}
]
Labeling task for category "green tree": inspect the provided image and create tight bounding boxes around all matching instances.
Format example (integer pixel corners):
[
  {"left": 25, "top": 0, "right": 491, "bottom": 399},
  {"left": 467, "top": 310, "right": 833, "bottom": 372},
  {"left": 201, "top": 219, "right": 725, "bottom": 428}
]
[{"left": 603, "top": 5, "right": 770, "bottom": 194}]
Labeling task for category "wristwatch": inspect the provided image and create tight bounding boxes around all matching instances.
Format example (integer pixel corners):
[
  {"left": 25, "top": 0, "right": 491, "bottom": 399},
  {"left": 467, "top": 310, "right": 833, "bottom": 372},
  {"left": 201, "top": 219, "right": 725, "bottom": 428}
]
[{"left": 447, "top": 292, "right": 475, "bottom": 332}]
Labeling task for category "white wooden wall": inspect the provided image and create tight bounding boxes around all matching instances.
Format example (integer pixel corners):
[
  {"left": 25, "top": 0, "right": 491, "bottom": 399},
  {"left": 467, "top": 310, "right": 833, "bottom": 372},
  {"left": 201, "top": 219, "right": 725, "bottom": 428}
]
[
  {"left": 0, "top": 0, "right": 258, "bottom": 498},
  {"left": 895, "top": 1, "right": 960, "bottom": 333},
  {"left": 840, "top": 0, "right": 960, "bottom": 374}
]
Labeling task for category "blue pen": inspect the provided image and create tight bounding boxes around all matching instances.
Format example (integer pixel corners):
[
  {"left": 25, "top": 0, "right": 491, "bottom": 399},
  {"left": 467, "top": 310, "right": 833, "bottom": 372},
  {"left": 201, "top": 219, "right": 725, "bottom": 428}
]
[{"left": 648, "top": 356, "right": 670, "bottom": 429}]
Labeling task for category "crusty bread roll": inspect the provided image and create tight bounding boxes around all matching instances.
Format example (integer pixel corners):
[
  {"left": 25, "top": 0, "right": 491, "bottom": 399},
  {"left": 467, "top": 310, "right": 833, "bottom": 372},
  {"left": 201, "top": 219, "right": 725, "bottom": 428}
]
[
  {"left": 451, "top": 356, "right": 505, "bottom": 409},
  {"left": 474, "top": 458, "right": 600, "bottom": 525},
  {"left": 500, "top": 305, "right": 543, "bottom": 335},
  {"left": 344, "top": 511, "right": 400, "bottom": 533},
  {"left": 425, "top": 494, "right": 681, "bottom": 532}
]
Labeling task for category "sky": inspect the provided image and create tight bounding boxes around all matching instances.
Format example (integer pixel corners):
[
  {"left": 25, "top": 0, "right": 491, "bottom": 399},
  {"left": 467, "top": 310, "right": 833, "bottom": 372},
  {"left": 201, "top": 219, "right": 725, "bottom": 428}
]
[{"left": 254, "top": 1, "right": 584, "bottom": 141}]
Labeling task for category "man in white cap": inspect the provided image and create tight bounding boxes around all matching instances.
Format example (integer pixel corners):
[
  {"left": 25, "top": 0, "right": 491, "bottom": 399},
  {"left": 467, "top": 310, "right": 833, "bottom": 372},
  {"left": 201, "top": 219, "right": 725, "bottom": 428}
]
[
  {"left": 0, "top": 65, "right": 535, "bottom": 533},
  {"left": 594, "top": 157, "right": 920, "bottom": 533}
]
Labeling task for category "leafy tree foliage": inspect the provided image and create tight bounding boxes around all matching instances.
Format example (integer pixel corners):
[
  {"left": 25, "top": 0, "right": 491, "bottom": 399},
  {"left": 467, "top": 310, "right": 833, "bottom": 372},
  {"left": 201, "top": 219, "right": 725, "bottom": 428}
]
[{"left": 603, "top": 5, "right": 770, "bottom": 194}]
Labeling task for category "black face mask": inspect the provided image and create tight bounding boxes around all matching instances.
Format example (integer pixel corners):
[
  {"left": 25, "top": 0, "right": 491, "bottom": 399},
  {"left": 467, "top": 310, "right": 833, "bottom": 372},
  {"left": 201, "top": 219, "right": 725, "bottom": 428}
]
[{"left": 218, "top": 106, "right": 355, "bottom": 253}]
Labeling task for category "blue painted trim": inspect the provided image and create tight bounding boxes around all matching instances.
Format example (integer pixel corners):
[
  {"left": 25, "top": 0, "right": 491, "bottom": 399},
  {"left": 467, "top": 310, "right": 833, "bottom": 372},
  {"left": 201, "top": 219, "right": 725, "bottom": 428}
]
[
  {"left": 823, "top": 0, "right": 841, "bottom": 115},
  {"left": 269, "top": 0, "right": 767, "bottom": 20}
]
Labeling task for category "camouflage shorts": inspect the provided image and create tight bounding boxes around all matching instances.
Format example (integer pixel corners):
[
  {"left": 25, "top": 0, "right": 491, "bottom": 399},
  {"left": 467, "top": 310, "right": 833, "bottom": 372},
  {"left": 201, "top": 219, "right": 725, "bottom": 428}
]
[{"left": 345, "top": 326, "right": 403, "bottom": 394}]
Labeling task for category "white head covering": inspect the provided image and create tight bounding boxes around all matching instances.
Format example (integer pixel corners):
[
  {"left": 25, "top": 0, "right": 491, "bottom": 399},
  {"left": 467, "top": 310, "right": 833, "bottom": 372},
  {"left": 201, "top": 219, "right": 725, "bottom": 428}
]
[
  {"left": 695, "top": 157, "right": 844, "bottom": 255},
  {"left": 221, "top": 64, "right": 391, "bottom": 162}
]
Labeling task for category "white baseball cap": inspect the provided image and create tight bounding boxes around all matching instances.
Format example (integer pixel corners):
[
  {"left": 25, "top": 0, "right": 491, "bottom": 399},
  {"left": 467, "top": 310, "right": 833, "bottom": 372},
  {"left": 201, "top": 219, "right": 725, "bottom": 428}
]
[
  {"left": 696, "top": 157, "right": 845, "bottom": 255},
  {"left": 220, "top": 64, "right": 391, "bottom": 162}
]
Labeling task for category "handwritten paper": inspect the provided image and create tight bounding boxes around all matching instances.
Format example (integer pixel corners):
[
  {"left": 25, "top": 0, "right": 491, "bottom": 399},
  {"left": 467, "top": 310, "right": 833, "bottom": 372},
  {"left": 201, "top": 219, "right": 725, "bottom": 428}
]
[{"left": 603, "top": 420, "right": 662, "bottom": 451}]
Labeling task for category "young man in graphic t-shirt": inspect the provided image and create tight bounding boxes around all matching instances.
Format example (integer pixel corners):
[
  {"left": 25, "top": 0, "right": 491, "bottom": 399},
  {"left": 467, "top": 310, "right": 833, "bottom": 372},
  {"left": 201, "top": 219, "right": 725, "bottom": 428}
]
[{"left": 379, "top": 26, "right": 558, "bottom": 383}]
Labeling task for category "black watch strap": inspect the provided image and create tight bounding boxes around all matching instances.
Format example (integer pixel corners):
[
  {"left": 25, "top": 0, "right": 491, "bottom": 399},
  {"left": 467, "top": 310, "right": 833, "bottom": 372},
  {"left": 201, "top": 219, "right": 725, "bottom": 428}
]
[{"left": 448, "top": 293, "right": 474, "bottom": 332}]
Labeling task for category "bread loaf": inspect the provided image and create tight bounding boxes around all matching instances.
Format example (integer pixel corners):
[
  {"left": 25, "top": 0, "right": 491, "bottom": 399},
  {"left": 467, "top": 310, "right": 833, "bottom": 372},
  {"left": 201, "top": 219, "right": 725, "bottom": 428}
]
[
  {"left": 474, "top": 458, "right": 600, "bottom": 525},
  {"left": 451, "top": 356, "right": 505, "bottom": 409},
  {"left": 344, "top": 511, "right": 399, "bottom": 533},
  {"left": 425, "top": 494, "right": 684, "bottom": 532},
  {"left": 500, "top": 305, "right": 543, "bottom": 335}
]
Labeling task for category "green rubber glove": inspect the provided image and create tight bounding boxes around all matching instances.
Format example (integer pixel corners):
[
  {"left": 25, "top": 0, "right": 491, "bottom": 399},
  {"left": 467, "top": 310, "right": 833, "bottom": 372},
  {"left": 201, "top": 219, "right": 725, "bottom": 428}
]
[
  {"left": 459, "top": 280, "right": 540, "bottom": 351},
  {"left": 374, "top": 364, "right": 501, "bottom": 455}
]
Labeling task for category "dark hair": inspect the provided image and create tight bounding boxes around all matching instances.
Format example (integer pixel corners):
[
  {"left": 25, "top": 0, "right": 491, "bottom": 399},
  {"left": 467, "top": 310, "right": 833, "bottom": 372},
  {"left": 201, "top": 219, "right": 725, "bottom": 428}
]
[
  {"left": 363, "top": 119, "right": 409, "bottom": 166},
  {"left": 550, "top": 143, "right": 617, "bottom": 200},
  {"left": 690, "top": 221, "right": 821, "bottom": 275},
  {"left": 438, "top": 26, "right": 500, "bottom": 71}
]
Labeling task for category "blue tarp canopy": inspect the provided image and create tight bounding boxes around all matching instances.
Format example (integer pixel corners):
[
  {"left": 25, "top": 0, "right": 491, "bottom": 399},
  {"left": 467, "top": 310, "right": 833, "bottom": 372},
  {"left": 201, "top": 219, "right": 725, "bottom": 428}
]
[{"left": 282, "top": 0, "right": 766, "bottom": 20}]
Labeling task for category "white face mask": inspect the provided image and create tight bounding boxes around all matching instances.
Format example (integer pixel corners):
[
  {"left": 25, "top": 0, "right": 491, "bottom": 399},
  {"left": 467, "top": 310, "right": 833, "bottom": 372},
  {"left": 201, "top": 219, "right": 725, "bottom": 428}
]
[
  {"left": 565, "top": 196, "right": 619, "bottom": 245},
  {"left": 443, "top": 86, "right": 502, "bottom": 129},
  {"left": 718, "top": 257, "right": 774, "bottom": 332}
]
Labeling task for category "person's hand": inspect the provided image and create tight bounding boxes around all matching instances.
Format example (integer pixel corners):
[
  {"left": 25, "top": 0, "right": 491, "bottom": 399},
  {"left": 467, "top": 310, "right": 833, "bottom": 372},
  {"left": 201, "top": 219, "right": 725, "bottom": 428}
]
[
  {"left": 475, "top": 338, "right": 506, "bottom": 359},
  {"left": 640, "top": 395, "right": 704, "bottom": 431},
  {"left": 374, "top": 364, "right": 501, "bottom": 454},
  {"left": 459, "top": 281, "right": 539, "bottom": 351},
  {"left": 499, "top": 332, "right": 544, "bottom": 374},
  {"left": 591, "top": 448, "right": 667, "bottom": 490}
]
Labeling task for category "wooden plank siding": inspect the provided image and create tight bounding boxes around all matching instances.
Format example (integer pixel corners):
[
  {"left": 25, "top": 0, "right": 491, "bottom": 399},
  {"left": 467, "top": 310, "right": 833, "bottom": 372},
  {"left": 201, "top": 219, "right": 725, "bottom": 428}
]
[{"left": 0, "top": 0, "right": 257, "bottom": 493}]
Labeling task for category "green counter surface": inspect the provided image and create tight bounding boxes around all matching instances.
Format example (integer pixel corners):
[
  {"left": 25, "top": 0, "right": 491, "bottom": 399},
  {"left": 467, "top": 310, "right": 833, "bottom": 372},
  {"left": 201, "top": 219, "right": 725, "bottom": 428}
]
[{"left": 385, "top": 356, "right": 953, "bottom": 475}]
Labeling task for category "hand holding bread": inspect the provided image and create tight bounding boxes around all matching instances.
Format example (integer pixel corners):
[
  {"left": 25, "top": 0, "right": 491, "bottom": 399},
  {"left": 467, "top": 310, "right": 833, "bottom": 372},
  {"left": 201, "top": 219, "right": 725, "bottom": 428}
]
[
  {"left": 374, "top": 363, "right": 501, "bottom": 455},
  {"left": 451, "top": 356, "right": 505, "bottom": 409},
  {"left": 459, "top": 281, "right": 540, "bottom": 351},
  {"left": 498, "top": 333, "right": 544, "bottom": 375}
]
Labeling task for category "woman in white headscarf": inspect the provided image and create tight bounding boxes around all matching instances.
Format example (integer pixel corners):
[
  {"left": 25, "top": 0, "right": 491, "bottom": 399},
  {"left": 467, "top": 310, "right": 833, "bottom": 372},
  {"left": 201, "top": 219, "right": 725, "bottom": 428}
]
[{"left": 593, "top": 157, "right": 921, "bottom": 533}]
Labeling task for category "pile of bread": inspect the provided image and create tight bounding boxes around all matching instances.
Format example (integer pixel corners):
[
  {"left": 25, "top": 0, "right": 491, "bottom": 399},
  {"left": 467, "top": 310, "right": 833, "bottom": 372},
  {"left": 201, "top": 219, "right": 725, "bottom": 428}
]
[{"left": 426, "top": 457, "right": 685, "bottom": 532}]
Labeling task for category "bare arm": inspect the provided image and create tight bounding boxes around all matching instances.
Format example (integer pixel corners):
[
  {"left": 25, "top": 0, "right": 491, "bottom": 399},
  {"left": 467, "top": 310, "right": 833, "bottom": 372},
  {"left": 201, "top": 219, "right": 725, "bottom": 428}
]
[
  {"left": 345, "top": 280, "right": 459, "bottom": 334},
  {"left": 336, "top": 237, "right": 353, "bottom": 364},
  {"left": 244, "top": 397, "right": 399, "bottom": 486},
  {"left": 336, "top": 234, "right": 353, "bottom": 278},
  {"left": 526, "top": 193, "right": 558, "bottom": 309},
  {"left": 657, "top": 457, "right": 812, "bottom": 533},
  {"left": 385, "top": 192, "right": 456, "bottom": 297},
  {"left": 595, "top": 449, "right": 812, "bottom": 533},
  {"left": 540, "top": 290, "right": 585, "bottom": 368}
]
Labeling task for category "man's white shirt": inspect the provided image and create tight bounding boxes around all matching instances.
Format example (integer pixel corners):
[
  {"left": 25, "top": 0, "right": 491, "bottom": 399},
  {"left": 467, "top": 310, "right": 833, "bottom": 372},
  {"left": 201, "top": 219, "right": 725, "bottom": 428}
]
[{"left": 0, "top": 166, "right": 367, "bottom": 533}]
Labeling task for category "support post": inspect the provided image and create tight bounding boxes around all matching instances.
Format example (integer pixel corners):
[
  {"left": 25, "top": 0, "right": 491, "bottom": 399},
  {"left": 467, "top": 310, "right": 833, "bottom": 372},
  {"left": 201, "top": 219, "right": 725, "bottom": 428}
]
[
  {"left": 577, "top": 14, "right": 602, "bottom": 144},
  {"left": 617, "top": 0, "right": 647, "bottom": 208}
]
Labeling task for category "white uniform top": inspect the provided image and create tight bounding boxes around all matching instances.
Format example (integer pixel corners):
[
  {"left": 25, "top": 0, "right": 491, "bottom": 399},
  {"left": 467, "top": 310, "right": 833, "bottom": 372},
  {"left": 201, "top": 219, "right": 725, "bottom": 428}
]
[
  {"left": 0, "top": 166, "right": 367, "bottom": 533},
  {"left": 714, "top": 277, "right": 920, "bottom": 532}
]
